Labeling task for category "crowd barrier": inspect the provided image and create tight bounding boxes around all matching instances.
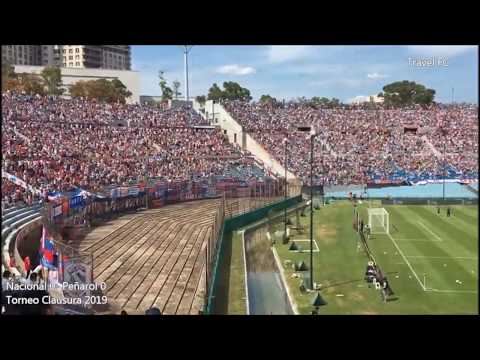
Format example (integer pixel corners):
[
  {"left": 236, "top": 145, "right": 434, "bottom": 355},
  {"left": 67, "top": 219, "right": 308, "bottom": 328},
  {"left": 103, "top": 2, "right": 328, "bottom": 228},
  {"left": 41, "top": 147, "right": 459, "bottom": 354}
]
[
  {"left": 30, "top": 176, "right": 303, "bottom": 314},
  {"left": 205, "top": 195, "right": 303, "bottom": 314}
]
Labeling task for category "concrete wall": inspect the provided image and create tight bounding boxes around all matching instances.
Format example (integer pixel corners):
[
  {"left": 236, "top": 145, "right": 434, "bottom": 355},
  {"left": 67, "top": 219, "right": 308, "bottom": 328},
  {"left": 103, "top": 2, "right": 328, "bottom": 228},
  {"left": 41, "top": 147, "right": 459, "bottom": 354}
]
[
  {"left": 192, "top": 100, "right": 207, "bottom": 120},
  {"left": 206, "top": 195, "right": 303, "bottom": 314},
  {"left": 207, "top": 101, "right": 296, "bottom": 180},
  {"left": 14, "top": 65, "right": 140, "bottom": 104}
]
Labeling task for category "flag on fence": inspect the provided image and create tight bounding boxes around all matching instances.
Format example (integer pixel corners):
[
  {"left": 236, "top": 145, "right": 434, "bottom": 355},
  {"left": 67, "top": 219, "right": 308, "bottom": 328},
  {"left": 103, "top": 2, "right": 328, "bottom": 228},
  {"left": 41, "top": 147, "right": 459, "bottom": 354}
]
[{"left": 40, "top": 226, "right": 57, "bottom": 269}]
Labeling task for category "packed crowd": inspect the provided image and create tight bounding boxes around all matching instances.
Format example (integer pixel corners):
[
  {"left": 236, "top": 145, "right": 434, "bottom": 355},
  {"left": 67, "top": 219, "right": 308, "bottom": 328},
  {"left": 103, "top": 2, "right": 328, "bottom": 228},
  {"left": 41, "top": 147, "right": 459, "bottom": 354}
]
[
  {"left": 2, "top": 92, "right": 208, "bottom": 127},
  {"left": 224, "top": 100, "right": 478, "bottom": 185},
  {"left": 2, "top": 93, "right": 265, "bottom": 205}
]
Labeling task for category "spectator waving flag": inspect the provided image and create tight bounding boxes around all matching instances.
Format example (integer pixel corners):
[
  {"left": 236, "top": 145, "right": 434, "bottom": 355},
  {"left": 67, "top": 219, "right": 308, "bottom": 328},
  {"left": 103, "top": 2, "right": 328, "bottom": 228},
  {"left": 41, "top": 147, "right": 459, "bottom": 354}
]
[{"left": 40, "top": 226, "right": 57, "bottom": 270}]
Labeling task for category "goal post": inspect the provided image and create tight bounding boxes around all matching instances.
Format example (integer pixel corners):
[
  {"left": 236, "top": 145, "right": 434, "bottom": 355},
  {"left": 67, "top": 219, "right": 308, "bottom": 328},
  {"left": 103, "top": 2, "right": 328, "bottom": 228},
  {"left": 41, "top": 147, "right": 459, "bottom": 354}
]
[{"left": 368, "top": 208, "right": 389, "bottom": 235}]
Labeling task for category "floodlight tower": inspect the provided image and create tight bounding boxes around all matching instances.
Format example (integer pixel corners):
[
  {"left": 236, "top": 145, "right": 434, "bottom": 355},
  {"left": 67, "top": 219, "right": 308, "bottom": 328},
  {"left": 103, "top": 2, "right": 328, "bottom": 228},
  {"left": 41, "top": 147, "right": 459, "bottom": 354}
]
[
  {"left": 298, "top": 124, "right": 318, "bottom": 290},
  {"left": 183, "top": 46, "right": 194, "bottom": 103}
]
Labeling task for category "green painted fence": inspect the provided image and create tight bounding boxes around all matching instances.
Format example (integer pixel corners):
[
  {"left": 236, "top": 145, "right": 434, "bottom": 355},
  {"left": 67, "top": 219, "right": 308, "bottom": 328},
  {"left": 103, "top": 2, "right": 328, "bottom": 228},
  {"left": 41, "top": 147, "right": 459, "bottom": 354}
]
[{"left": 205, "top": 195, "right": 303, "bottom": 314}]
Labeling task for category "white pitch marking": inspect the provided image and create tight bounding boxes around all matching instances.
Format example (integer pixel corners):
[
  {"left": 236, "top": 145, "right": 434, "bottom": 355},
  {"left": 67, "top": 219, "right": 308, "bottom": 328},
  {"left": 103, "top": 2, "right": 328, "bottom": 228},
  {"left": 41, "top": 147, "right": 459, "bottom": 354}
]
[
  {"left": 405, "top": 256, "right": 478, "bottom": 260},
  {"left": 417, "top": 221, "right": 443, "bottom": 242},
  {"left": 393, "top": 238, "right": 441, "bottom": 242},
  {"left": 386, "top": 232, "right": 426, "bottom": 291},
  {"left": 426, "top": 289, "right": 478, "bottom": 294},
  {"left": 292, "top": 239, "right": 320, "bottom": 252}
]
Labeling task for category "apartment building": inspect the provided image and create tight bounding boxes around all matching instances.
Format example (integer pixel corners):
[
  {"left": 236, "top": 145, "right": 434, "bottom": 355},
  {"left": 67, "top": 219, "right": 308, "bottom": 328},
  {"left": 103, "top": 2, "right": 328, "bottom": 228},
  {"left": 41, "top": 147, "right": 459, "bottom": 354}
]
[
  {"left": 59, "top": 45, "right": 131, "bottom": 70},
  {"left": 2, "top": 45, "right": 131, "bottom": 70}
]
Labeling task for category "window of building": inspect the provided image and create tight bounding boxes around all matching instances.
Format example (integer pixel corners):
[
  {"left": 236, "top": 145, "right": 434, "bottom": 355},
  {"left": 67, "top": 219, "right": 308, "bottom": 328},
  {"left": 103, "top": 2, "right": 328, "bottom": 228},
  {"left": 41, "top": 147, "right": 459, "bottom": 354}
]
[
  {"left": 62, "top": 49, "right": 66, "bottom": 54},
  {"left": 63, "top": 63, "right": 66, "bottom": 67},
  {"left": 69, "top": 56, "right": 73, "bottom": 60},
  {"left": 76, "top": 62, "right": 80, "bottom": 66},
  {"left": 69, "top": 49, "right": 73, "bottom": 53},
  {"left": 75, "top": 55, "right": 79, "bottom": 60},
  {"left": 69, "top": 62, "right": 73, "bottom": 67},
  {"left": 76, "top": 48, "right": 79, "bottom": 53}
]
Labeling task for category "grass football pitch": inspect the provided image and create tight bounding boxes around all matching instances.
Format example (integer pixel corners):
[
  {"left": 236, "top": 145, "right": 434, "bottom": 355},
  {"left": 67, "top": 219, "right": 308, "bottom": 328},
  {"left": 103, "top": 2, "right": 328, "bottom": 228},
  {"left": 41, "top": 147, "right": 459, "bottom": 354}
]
[{"left": 272, "top": 200, "right": 478, "bottom": 315}]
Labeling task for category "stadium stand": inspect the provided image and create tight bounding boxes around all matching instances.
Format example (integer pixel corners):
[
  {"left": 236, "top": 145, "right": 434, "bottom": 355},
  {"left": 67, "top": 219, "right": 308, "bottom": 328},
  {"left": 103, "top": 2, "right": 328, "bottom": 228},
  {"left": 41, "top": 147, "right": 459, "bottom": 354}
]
[
  {"left": 223, "top": 100, "right": 478, "bottom": 185},
  {"left": 2, "top": 92, "right": 270, "bottom": 201}
]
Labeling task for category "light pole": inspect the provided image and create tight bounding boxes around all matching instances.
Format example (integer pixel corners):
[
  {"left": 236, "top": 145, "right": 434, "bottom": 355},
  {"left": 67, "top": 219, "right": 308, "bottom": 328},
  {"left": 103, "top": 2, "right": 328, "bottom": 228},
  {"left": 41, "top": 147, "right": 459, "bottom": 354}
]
[
  {"left": 182, "top": 46, "right": 193, "bottom": 103},
  {"left": 443, "top": 114, "right": 447, "bottom": 201},
  {"left": 298, "top": 125, "right": 317, "bottom": 290},
  {"left": 309, "top": 129, "right": 314, "bottom": 290},
  {"left": 284, "top": 136, "right": 288, "bottom": 243}
]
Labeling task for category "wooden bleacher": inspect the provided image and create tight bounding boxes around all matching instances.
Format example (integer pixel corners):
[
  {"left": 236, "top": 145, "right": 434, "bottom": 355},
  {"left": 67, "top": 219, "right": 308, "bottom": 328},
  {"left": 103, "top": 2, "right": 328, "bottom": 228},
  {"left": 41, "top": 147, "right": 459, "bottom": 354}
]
[{"left": 71, "top": 199, "right": 221, "bottom": 315}]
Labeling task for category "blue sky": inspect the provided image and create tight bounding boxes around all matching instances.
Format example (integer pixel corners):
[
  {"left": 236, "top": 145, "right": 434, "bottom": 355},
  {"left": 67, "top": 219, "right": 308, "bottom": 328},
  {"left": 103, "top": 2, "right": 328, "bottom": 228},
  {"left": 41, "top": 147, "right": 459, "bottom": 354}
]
[{"left": 131, "top": 45, "right": 478, "bottom": 103}]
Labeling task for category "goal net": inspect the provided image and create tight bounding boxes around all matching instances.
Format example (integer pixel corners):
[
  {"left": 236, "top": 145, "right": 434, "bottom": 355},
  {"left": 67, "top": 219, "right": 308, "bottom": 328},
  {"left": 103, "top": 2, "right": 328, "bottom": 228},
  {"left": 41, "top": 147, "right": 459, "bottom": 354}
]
[{"left": 368, "top": 208, "right": 389, "bottom": 235}]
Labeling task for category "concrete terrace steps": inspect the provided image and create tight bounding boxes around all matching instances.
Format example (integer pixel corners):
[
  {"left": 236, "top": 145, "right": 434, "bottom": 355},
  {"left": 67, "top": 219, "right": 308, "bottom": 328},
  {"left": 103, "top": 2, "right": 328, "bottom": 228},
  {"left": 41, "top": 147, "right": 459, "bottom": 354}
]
[
  {"left": 72, "top": 199, "right": 221, "bottom": 315},
  {"left": 75, "top": 199, "right": 220, "bottom": 252}
]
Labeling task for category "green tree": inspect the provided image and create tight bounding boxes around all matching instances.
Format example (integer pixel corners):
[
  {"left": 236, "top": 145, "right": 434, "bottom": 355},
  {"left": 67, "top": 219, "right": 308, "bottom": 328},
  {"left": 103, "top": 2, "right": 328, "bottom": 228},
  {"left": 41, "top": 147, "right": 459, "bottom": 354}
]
[
  {"left": 195, "top": 95, "right": 206, "bottom": 104},
  {"left": 158, "top": 71, "right": 173, "bottom": 101},
  {"left": 310, "top": 97, "right": 330, "bottom": 107},
  {"left": 41, "top": 66, "right": 64, "bottom": 95},
  {"left": 207, "top": 83, "right": 223, "bottom": 101},
  {"left": 111, "top": 79, "right": 132, "bottom": 102},
  {"left": 2, "top": 62, "right": 15, "bottom": 92},
  {"left": 5, "top": 73, "right": 45, "bottom": 95},
  {"left": 310, "top": 97, "right": 341, "bottom": 108},
  {"left": 222, "top": 81, "right": 252, "bottom": 101},
  {"left": 69, "top": 79, "right": 131, "bottom": 103},
  {"left": 330, "top": 98, "right": 341, "bottom": 107},
  {"left": 172, "top": 80, "right": 182, "bottom": 100},
  {"left": 380, "top": 80, "right": 435, "bottom": 106},
  {"left": 69, "top": 81, "right": 88, "bottom": 98},
  {"left": 259, "top": 94, "right": 277, "bottom": 104}
]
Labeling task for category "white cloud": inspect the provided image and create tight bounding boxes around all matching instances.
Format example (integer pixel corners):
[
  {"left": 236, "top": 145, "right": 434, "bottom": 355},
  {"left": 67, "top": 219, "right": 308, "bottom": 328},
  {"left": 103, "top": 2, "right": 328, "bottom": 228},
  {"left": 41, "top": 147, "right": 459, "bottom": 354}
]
[
  {"left": 367, "top": 72, "right": 388, "bottom": 79},
  {"left": 215, "top": 64, "right": 256, "bottom": 76},
  {"left": 407, "top": 45, "right": 476, "bottom": 57},
  {"left": 267, "top": 46, "right": 315, "bottom": 63}
]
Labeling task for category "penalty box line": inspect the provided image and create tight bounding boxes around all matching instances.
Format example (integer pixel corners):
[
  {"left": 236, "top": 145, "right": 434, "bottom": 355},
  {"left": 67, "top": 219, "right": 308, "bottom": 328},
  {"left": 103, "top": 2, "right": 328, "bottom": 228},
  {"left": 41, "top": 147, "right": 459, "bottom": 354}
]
[
  {"left": 291, "top": 239, "right": 320, "bottom": 252},
  {"left": 386, "top": 232, "right": 426, "bottom": 291},
  {"left": 416, "top": 221, "right": 444, "bottom": 242},
  {"left": 425, "top": 288, "right": 478, "bottom": 294},
  {"left": 405, "top": 256, "right": 478, "bottom": 260}
]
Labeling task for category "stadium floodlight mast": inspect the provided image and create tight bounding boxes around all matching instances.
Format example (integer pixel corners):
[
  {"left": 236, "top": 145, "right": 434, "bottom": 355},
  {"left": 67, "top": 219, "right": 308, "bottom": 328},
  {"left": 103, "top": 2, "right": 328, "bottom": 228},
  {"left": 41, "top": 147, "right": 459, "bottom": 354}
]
[
  {"left": 443, "top": 113, "right": 447, "bottom": 201},
  {"left": 284, "top": 136, "right": 288, "bottom": 242},
  {"left": 297, "top": 124, "right": 318, "bottom": 290},
  {"left": 182, "top": 46, "right": 194, "bottom": 103}
]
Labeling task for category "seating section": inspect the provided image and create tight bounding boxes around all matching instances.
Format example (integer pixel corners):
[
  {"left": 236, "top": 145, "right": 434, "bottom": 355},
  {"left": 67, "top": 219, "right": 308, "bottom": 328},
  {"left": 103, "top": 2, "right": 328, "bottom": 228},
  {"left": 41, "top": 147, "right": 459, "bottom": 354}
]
[
  {"left": 69, "top": 199, "right": 222, "bottom": 314},
  {"left": 1, "top": 203, "right": 42, "bottom": 276},
  {"left": 2, "top": 92, "right": 270, "bottom": 204},
  {"left": 223, "top": 101, "right": 478, "bottom": 185}
]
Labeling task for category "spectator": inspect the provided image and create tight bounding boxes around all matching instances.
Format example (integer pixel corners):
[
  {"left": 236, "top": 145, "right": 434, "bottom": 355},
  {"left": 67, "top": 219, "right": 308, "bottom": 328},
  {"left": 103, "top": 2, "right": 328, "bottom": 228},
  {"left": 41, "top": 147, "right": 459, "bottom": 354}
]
[{"left": 145, "top": 307, "right": 162, "bottom": 315}]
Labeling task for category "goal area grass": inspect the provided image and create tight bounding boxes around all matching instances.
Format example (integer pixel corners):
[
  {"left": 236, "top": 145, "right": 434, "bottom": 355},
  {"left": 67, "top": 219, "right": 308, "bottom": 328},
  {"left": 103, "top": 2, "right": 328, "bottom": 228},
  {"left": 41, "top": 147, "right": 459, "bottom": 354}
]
[{"left": 271, "top": 200, "right": 478, "bottom": 315}]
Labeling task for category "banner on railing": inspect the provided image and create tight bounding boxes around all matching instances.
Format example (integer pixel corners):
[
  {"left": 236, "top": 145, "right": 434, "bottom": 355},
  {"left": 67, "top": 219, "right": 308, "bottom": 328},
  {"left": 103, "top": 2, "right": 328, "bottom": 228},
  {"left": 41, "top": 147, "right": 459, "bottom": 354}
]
[
  {"left": 410, "top": 178, "right": 476, "bottom": 186},
  {"left": 2, "top": 170, "right": 42, "bottom": 195},
  {"left": 53, "top": 204, "right": 62, "bottom": 217}
]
